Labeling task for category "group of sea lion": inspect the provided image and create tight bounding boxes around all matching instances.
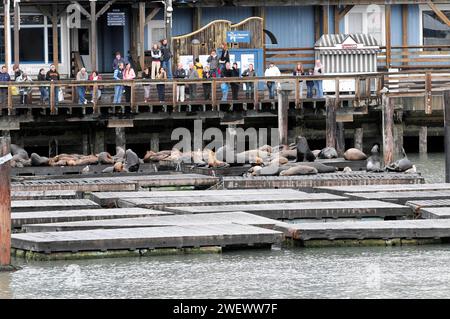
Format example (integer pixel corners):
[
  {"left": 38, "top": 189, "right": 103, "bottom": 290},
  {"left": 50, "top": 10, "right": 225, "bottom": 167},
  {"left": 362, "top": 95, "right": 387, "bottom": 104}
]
[{"left": 10, "top": 144, "right": 141, "bottom": 173}]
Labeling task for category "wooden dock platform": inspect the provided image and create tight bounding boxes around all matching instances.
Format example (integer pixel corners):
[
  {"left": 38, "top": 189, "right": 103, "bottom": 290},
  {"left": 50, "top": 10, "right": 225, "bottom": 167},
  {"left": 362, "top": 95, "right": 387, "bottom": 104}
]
[
  {"left": 89, "top": 189, "right": 305, "bottom": 207},
  {"left": 221, "top": 173, "right": 424, "bottom": 189},
  {"left": 347, "top": 190, "right": 450, "bottom": 204},
  {"left": 165, "top": 200, "right": 412, "bottom": 220},
  {"left": 12, "top": 208, "right": 172, "bottom": 229},
  {"left": 285, "top": 219, "right": 450, "bottom": 242},
  {"left": 22, "top": 212, "right": 280, "bottom": 232},
  {"left": 11, "top": 224, "right": 283, "bottom": 253},
  {"left": 12, "top": 199, "right": 100, "bottom": 212},
  {"left": 406, "top": 199, "right": 450, "bottom": 210},
  {"left": 315, "top": 183, "right": 450, "bottom": 195},
  {"left": 11, "top": 190, "right": 81, "bottom": 200},
  {"left": 118, "top": 192, "right": 345, "bottom": 210},
  {"left": 419, "top": 208, "right": 450, "bottom": 219}
]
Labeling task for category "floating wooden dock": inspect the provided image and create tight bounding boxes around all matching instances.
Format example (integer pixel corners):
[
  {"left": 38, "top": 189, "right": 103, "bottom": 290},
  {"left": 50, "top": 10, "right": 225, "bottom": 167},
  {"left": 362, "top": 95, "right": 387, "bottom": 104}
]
[
  {"left": 11, "top": 190, "right": 81, "bottom": 200},
  {"left": 221, "top": 173, "right": 424, "bottom": 189},
  {"left": 419, "top": 208, "right": 450, "bottom": 219},
  {"left": 89, "top": 189, "right": 305, "bottom": 207},
  {"left": 347, "top": 190, "right": 450, "bottom": 204},
  {"left": 118, "top": 192, "right": 346, "bottom": 209},
  {"left": 22, "top": 212, "right": 280, "bottom": 232},
  {"left": 12, "top": 199, "right": 100, "bottom": 212},
  {"left": 284, "top": 219, "right": 450, "bottom": 242},
  {"left": 406, "top": 199, "right": 450, "bottom": 210},
  {"left": 12, "top": 208, "right": 172, "bottom": 229},
  {"left": 11, "top": 224, "right": 283, "bottom": 254},
  {"left": 165, "top": 200, "right": 412, "bottom": 220},
  {"left": 315, "top": 183, "right": 450, "bottom": 195}
]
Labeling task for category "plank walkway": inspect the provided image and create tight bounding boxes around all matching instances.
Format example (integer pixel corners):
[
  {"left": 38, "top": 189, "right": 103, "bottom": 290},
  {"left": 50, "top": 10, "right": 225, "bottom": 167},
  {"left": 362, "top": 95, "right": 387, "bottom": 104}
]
[
  {"left": 420, "top": 208, "right": 450, "bottom": 219},
  {"left": 118, "top": 193, "right": 346, "bottom": 209},
  {"left": 11, "top": 224, "right": 283, "bottom": 253},
  {"left": 12, "top": 208, "right": 172, "bottom": 229},
  {"left": 22, "top": 212, "right": 279, "bottom": 232},
  {"left": 12, "top": 199, "right": 100, "bottom": 212},
  {"left": 11, "top": 190, "right": 81, "bottom": 200},
  {"left": 285, "top": 219, "right": 450, "bottom": 241},
  {"left": 221, "top": 173, "right": 424, "bottom": 189},
  {"left": 406, "top": 199, "right": 450, "bottom": 210},
  {"left": 89, "top": 189, "right": 305, "bottom": 206},
  {"left": 316, "top": 183, "right": 449, "bottom": 195},
  {"left": 165, "top": 200, "right": 411, "bottom": 220},
  {"left": 347, "top": 190, "right": 450, "bottom": 204}
]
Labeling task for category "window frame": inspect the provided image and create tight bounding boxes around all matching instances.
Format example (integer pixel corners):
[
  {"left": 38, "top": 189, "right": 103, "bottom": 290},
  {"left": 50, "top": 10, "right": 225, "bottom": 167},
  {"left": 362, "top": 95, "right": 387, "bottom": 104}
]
[
  {"left": 419, "top": 4, "right": 450, "bottom": 46},
  {"left": 344, "top": 5, "right": 386, "bottom": 46}
]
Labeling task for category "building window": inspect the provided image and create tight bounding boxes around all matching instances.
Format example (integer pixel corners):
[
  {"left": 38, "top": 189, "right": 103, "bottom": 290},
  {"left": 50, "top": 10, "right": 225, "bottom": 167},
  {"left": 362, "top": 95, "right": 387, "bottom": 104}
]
[
  {"left": 344, "top": 5, "right": 385, "bottom": 45},
  {"left": 422, "top": 10, "right": 450, "bottom": 46},
  {"left": 12, "top": 28, "right": 45, "bottom": 62}
]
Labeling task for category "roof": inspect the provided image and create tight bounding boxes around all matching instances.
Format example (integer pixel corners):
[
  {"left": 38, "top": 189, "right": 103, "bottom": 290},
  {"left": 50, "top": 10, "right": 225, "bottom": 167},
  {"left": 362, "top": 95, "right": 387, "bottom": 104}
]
[{"left": 314, "top": 34, "right": 380, "bottom": 48}]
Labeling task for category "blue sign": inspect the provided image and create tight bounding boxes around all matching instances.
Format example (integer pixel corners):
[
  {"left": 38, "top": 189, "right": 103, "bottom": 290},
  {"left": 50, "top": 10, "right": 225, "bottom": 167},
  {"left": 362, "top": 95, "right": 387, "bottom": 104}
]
[{"left": 226, "top": 31, "right": 251, "bottom": 43}]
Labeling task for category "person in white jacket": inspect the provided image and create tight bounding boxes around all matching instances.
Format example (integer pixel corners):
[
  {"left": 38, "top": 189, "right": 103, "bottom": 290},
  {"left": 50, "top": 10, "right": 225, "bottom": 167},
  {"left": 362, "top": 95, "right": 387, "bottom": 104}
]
[{"left": 264, "top": 63, "right": 281, "bottom": 99}]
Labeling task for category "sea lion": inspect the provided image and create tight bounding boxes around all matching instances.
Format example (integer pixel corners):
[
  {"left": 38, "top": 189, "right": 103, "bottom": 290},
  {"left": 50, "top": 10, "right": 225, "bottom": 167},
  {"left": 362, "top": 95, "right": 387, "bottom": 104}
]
[
  {"left": 258, "top": 145, "right": 273, "bottom": 153},
  {"left": 279, "top": 149, "right": 297, "bottom": 160},
  {"left": 312, "top": 150, "right": 321, "bottom": 158},
  {"left": 280, "top": 165, "right": 318, "bottom": 176},
  {"left": 344, "top": 148, "right": 367, "bottom": 161},
  {"left": 366, "top": 143, "right": 383, "bottom": 172},
  {"left": 318, "top": 147, "right": 338, "bottom": 159},
  {"left": 295, "top": 136, "right": 316, "bottom": 162},
  {"left": 254, "top": 164, "right": 284, "bottom": 176},
  {"left": 11, "top": 144, "right": 29, "bottom": 160},
  {"left": 405, "top": 165, "right": 417, "bottom": 174},
  {"left": 113, "top": 161, "right": 124, "bottom": 172},
  {"left": 98, "top": 152, "right": 114, "bottom": 165},
  {"left": 102, "top": 166, "right": 115, "bottom": 173},
  {"left": 343, "top": 167, "right": 352, "bottom": 173},
  {"left": 113, "top": 147, "right": 125, "bottom": 161},
  {"left": 300, "top": 162, "right": 337, "bottom": 173},
  {"left": 125, "top": 149, "right": 140, "bottom": 172},
  {"left": 268, "top": 156, "right": 289, "bottom": 166},
  {"left": 386, "top": 148, "right": 413, "bottom": 172}
]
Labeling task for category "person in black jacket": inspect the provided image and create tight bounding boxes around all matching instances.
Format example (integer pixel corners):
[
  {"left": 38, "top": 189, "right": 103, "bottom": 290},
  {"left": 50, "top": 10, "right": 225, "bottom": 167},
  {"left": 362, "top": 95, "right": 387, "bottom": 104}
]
[
  {"left": 160, "top": 39, "right": 173, "bottom": 79},
  {"left": 46, "top": 64, "right": 61, "bottom": 105},
  {"left": 219, "top": 43, "right": 230, "bottom": 74},
  {"left": 242, "top": 63, "right": 256, "bottom": 99},
  {"left": 173, "top": 63, "right": 186, "bottom": 102},
  {"left": 37, "top": 68, "right": 49, "bottom": 104},
  {"left": 230, "top": 62, "right": 240, "bottom": 100},
  {"left": 202, "top": 66, "right": 212, "bottom": 100}
]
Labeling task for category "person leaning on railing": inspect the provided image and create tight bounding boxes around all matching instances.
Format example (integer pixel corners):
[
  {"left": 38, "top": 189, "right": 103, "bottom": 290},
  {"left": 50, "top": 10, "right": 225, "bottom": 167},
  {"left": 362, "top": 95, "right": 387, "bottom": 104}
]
[
  {"left": 37, "top": 68, "right": 49, "bottom": 105},
  {"left": 150, "top": 43, "right": 162, "bottom": 79},
  {"left": 293, "top": 63, "right": 305, "bottom": 98},
  {"left": 313, "top": 59, "right": 324, "bottom": 98},
  {"left": 113, "top": 62, "right": 125, "bottom": 104},
  {"left": 156, "top": 67, "right": 167, "bottom": 102},
  {"left": 220, "top": 62, "right": 233, "bottom": 102},
  {"left": 242, "top": 63, "right": 256, "bottom": 99},
  {"left": 202, "top": 66, "right": 212, "bottom": 101},
  {"left": 46, "top": 64, "right": 61, "bottom": 106},
  {"left": 16, "top": 71, "right": 33, "bottom": 105},
  {"left": 160, "top": 39, "right": 173, "bottom": 79},
  {"left": 264, "top": 62, "right": 281, "bottom": 99},
  {"left": 207, "top": 49, "right": 220, "bottom": 78},
  {"left": 0, "top": 66, "right": 11, "bottom": 107},
  {"left": 123, "top": 63, "right": 136, "bottom": 103},
  {"left": 173, "top": 63, "right": 187, "bottom": 103},
  {"left": 230, "top": 62, "right": 240, "bottom": 100},
  {"left": 89, "top": 70, "right": 103, "bottom": 103},
  {"left": 187, "top": 63, "right": 199, "bottom": 100},
  {"left": 76, "top": 67, "right": 89, "bottom": 105},
  {"left": 142, "top": 66, "right": 151, "bottom": 103}
]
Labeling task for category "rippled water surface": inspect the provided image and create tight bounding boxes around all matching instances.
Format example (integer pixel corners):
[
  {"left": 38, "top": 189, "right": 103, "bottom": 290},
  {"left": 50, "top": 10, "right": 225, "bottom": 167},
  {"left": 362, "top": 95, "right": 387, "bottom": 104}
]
[{"left": 1, "top": 153, "right": 449, "bottom": 299}]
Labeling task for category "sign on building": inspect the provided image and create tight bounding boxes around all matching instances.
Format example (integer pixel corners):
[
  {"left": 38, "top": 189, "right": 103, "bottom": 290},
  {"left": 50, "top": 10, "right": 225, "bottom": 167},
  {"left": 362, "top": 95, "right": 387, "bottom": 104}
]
[
  {"left": 226, "top": 31, "right": 251, "bottom": 43},
  {"left": 107, "top": 10, "right": 126, "bottom": 26}
]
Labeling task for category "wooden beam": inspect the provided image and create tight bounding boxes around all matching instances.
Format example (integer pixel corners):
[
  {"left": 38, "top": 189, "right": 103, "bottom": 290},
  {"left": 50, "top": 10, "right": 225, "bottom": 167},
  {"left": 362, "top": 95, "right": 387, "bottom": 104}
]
[
  {"left": 338, "top": 5, "right": 354, "bottom": 19},
  {"left": 193, "top": 7, "right": 202, "bottom": 31},
  {"left": 402, "top": 4, "right": 408, "bottom": 66},
  {"left": 96, "top": 0, "right": 117, "bottom": 20},
  {"left": 71, "top": 1, "right": 91, "bottom": 19},
  {"left": 314, "top": 6, "right": 320, "bottom": 41},
  {"left": 427, "top": 0, "right": 450, "bottom": 28},
  {"left": 90, "top": 0, "right": 97, "bottom": 70},
  {"left": 13, "top": 1, "right": 19, "bottom": 66},
  {"left": 4, "top": 0, "right": 11, "bottom": 71},
  {"left": 139, "top": 2, "right": 146, "bottom": 72},
  {"left": 0, "top": 132, "right": 11, "bottom": 267},
  {"left": 334, "top": 5, "right": 339, "bottom": 34},
  {"left": 52, "top": 4, "right": 59, "bottom": 66},
  {"left": 385, "top": 4, "right": 391, "bottom": 69},
  {"left": 382, "top": 94, "right": 394, "bottom": 166},
  {"left": 326, "top": 97, "right": 337, "bottom": 148},
  {"left": 145, "top": 7, "right": 161, "bottom": 24},
  {"left": 322, "top": 5, "right": 329, "bottom": 34}
]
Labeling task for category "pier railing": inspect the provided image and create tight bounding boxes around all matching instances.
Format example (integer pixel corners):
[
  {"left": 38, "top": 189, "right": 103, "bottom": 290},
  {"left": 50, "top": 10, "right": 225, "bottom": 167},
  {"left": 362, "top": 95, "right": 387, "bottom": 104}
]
[{"left": 0, "top": 70, "right": 448, "bottom": 115}]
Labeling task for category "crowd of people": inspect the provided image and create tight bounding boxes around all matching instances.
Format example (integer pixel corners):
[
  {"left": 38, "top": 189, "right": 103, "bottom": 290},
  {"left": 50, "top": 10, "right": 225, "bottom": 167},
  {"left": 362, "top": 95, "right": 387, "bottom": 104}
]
[{"left": 0, "top": 40, "right": 326, "bottom": 106}]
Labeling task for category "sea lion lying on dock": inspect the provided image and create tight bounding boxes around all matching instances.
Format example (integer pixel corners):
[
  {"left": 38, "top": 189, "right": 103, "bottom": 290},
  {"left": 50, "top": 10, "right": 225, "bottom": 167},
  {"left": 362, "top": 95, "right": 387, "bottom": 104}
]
[
  {"left": 385, "top": 148, "right": 413, "bottom": 172},
  {"left": 30, "top": 153, "right": 49, "bottom": 166},
  {"left": 344, "top": 148, "right": 367, "bottom": 161},
  {"left": 280, "top": 165, "right": 318, "bottom": 176},
  {"left": 318, "top": 147, "right": 338, "bottom": 159},
  {"left": 125, "top": 149, "right": 140, "bottom": 172},
  {"left": 98, "top": 152, "right": 115, "bottom": 165},
  {"left": 366, "top": 144, "right": 383, "bottom": 172}
]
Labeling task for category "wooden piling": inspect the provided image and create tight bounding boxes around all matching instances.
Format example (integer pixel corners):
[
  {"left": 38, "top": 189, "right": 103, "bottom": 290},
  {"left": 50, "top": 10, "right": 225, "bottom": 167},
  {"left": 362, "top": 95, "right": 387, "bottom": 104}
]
[
  {"left": 150, "top": 133, "right": 160, "bottom": 152},
  {"left": 444, "top": 91, "right": 450, "bottom": 182},
  {"left": 336, "top": 122, "right": 345, "bottom": 157},
  {"left": 115, "top": 127, "right": 126, "bottom": 150},
  {"left": 326, "top": 97, "right": 337, "bottom": 148},
  {"left": 394, "top": 123, "right": 404, "bottom": 159},
  {"left": 419, "top": 126, "right": 428, "bottom": 154},
  {"left": 0, "top": 132, "right": 11, "bottom": 267},
  {"left": 354, "top": 128, "right": 363, "bottom": 151},
  {"left": 382, "top": 95, "right": 394, "bottom": 166},
  {"left": 278, "top": 88, "right": 289, "bottom": 145}
]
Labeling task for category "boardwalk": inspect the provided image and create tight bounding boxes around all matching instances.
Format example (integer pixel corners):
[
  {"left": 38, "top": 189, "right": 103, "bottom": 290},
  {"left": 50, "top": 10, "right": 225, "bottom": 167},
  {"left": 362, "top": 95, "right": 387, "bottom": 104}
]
[
  {"left": 165, "top": 200, "right": 411, "bottom": 220},
  {"left": 347, "top": 190, "right": 450, "bottom": 204},
  {"left": 11, "top": 190, "right": 81, "bottom": 200},
  {"left": 12, "top": 199, "right": 99, "bottom": 212},
  {"left": 315, "top": 183, "right": 450, "bottom": 195}
]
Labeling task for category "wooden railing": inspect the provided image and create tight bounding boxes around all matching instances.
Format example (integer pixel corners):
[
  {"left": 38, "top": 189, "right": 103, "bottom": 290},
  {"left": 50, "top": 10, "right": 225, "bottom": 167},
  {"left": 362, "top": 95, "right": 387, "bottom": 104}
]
[{"left": 265, "top": 47, "right": 315, "bottom": 73}]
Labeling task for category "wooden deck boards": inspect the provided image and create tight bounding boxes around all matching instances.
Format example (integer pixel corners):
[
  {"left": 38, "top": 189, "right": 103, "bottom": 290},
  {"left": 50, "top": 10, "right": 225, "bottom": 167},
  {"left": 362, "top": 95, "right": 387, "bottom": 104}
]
[
  {"left": 12, "top": 199, "right": 100, "bottom": 212},
  {"left": 347, "top": 190, "right": 450, "bottom": 204},
  {"left": 11, "top": 224, "right": 283, "bottom": 253},
  {"left": 90, "top": 189, "right": 305, "bottom": 206},
  {"left": 11, "top": 190, "right": 81, "bottom": 200},
  {"left": 406, "top": 199, "right": 450, "bottom": 210},
  {"left": 285, "top": 219, "right": 450, "bottom": 241},
  {"left": 420, "top": 208, "right": 450, "bottom": 219},
  {"left": 165, "top": 200, "right": 411, "bottom": 220},
  {"left": 12, "top": 208, "right": 172, "bottom": 229},
  {"left": 118, "top": 193, "right": 345, "bottom": 209},
  {"left": 316, "top": 183, "right": 450, "bottom": 195},
  {"left": 22, "top": 212, "right": 279, "bottom": 232},
  {"left": 221, "top": 173, "right": 424, "bottom": 189}
]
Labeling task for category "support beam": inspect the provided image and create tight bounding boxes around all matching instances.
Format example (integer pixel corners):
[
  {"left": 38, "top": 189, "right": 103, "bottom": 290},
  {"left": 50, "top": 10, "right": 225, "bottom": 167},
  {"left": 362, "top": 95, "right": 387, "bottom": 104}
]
[
  {"left": 393, "top": 123, "right": 404, "bottom": 160},
  {"left": 385, "top": 4, "right": 392, "bottom": 69},
  {"left": 314, "top": 6, "right": 320, "bottom": 41},
  {"left": 445, "top": 91, "right": 450, "bottom": 182},
  {"left": 145, "top": 7, "right": 161, "bottom": 25},
  {"left": 322, "top": 5, "right": 329, "bottom": 35},
  {"left": 4, "top": 0, "right": 11, "bottom": 71},
  {"left": 427, "top": 1, "right": 450, "bottom": 28},
  {"left": 382, "top": 95, "right": 394, "bottom": 166},
  {"left": 71, "top": 1, "right": 91, "bottom": 19},
  {"left": 336, "top": 122, "right": 345, "bottom": 157},
  {"left": 115, "top": 127, "right": 126, "bottom": 150},
  {"left": 82, "top": 133, "right": 89, "bottom": 155},
  {"left": 277, "top": 89, "right": 289, "bottom": 146},
  {"left": 139, "top": 2, "right": 146, "bottom": 72},
  {"left": 96, "top": 0, "right": 117, "bottom": 20},
  {"left": 13, "top": 1, "right": 19, "bottom": 66},
  {"left": 334, "top": 5, "right": 339, "bottom": 34},
  {"left": 52, "top": 4, "right": 59, "bottom": 66},
  {"left": 419, "top": 126, "right": 428, "bottom": 155},
  {"left": 94, "top": 130, "right": 105, "bottom": 154},
  {"left": 0, "top": 132, "right": 11, "bottom": 267},
  {"left": 354, "top": 128, "right": 363, "bottom": 151},
  {"left": 90, "top": 0, "right": 97, "bottom": 70},
  {"left": 325, "top": 97, "right": 337, "bottom": 148},
  {"left": 150, "top": 133, "right": 160, "bottom": 152},
  {"left": 193, "top": 7, "right": 202, "bottom": 31},
  {"left": 402, "top": 4, "right": 408, "bottom": 67}
]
